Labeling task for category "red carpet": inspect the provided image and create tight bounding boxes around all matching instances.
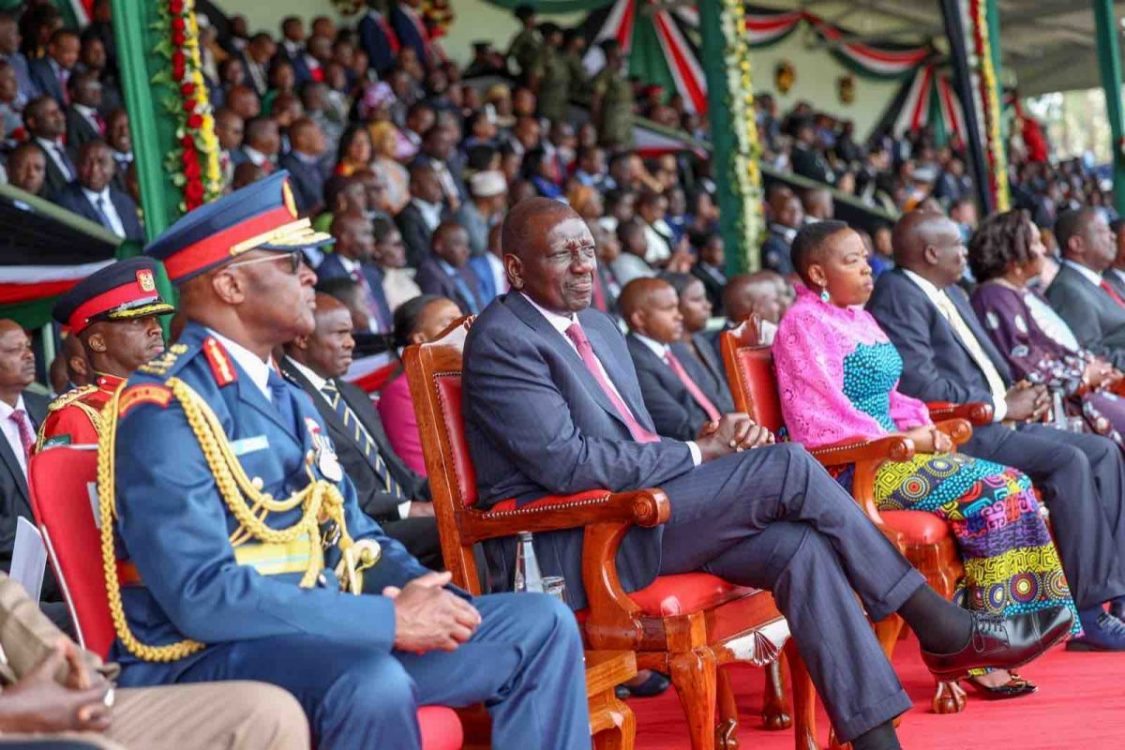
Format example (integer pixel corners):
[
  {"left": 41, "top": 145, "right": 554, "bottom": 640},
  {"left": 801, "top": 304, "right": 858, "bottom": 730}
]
[{"left": 631, "top": 634, "right": 1125, "bottom": 749}]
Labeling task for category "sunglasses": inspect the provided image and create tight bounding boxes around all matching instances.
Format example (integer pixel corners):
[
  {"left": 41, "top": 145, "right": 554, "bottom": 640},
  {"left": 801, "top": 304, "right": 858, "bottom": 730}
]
[{"left": 225, "top": 250, "right": 304, "bottom": 274}]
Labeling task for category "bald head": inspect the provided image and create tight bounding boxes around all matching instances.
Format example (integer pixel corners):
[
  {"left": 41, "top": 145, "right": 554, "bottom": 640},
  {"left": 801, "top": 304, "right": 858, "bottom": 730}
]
[
  {"left": 502, "top": 198, "right": 596, "bottom": 314},
  {"left": 619, "top": 277, "right": 670, "bottom": 322},
  {"left": 723, "top": 272, "right": 784, "bottom": 325},
  {"left": 890, "top": 210, "right": 966, "bottom": 289},
  {"left": 331, "top": 212, "right": 374, "bottom": 261}
]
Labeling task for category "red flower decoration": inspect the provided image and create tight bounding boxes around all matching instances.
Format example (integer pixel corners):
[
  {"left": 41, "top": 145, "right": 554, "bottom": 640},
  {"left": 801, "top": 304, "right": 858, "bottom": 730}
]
[
  {"left": 171, "top": 17, "right": 185, "bottom": 32},
  {"left": 181, "top": 82, "right": 195, "bottom": 97},
  {"left": 169, "top": 0, "right": 184, "bottom": 13},
  {"left": 184, "top": 161, "right": 201, "bottom": 180},
  {"left": 172, "top": 29, "right": 185, "bottom": 46},
  {"left": 180, "top": 134, "right": 193, "bottom": 148},
  {"left": 187, "top": 113, "right": 203, "bottom": 129},
  {"left": 182, "top": 98, "right": 196, "bottom": 113},
  {"left": 172, "top": 50, "right": 185, "bottom": 80},
  {"left": 185, "top": 180, "right": 205, "bottom": 205}
]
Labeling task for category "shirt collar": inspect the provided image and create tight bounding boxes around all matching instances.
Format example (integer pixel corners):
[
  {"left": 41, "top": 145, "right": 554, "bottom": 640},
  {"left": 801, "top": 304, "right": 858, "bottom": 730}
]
[
  {"left": 437, "top": 258, "right": 457, "bottom": 276},
  {"left": 35, "top": 136, "right": 63, "bottom": 150},
  {"left": 413, "top": 198, "right": 443, "bottom": 225},
  {"left": 1063, "top": 258, "right": 1104, "bottom": 286},
  {"left": 243, "top": 145, "right": 267, "bottom": 165},
  {"left": 521, "top": 292, "right": 576, "bottom": 335},
  {"left": 901, "top": 268, "right": 946, "bottom": 307},
  {"left": 81, "top": 185, "right": 109, "bottom": 203},
  {"left": 0, "top": 394, "right": 24, "bottom": 420},
  {"left": 770, "top": 224, "right": 797, "bottom": 242},
  {"left": 284, "top": 355, "right": 328, "bottom": 392},
  {"left": 337, "top": 254, "right": 361, "bottom": 274},
  {"left": 633, "top": 332, "right": 668, "bottom": 358},
  {"left": 74, "top": 103, "right": 97, "bottom": 117},
  {"left": 206, "top": 327, "right": 274, "bottom": 400}
]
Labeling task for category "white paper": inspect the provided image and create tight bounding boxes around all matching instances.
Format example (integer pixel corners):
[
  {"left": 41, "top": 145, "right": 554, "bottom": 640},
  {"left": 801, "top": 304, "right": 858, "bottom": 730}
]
[{"left": 10, "top": 517, "right": 46, "bottom": 601}]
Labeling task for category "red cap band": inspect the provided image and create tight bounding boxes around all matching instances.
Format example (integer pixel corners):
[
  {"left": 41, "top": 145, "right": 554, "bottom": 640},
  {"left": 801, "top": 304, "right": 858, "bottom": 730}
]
[
  {"left": 68, "top": 282, "right": 158, "bottom": 334},
  {"left": 161, "top": 205, "right": 296, "bottom": 282}
]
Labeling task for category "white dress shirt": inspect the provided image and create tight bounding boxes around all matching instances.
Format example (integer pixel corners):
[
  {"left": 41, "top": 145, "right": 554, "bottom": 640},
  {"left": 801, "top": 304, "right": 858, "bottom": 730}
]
[
  {"left": 284, "top": 357, "right": 412, "bottom": 520},
  {"left": 522, "top": 293, "right": 700, "bottom": 464},
  {"left": 1062, "top": 259, "right": 1105, "bottom": 287},
  {"left": 74, "top": 103, "right": 101, "bottom": 134},
  {"left": 82, "top": 186, "right": 125, "bottom": 237},
  {"left": 0, "top": 395, "right": 31, "bottom": 479},
  {"left": 412, "top": 198, "right": 443, "bottom": 232},
  {"left": 901, "top": 269, "right": 1008, "bottom": 421}
]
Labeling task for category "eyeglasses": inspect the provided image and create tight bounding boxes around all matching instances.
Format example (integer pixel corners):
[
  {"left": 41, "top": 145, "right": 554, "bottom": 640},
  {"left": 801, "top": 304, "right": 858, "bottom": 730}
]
[{"left": 225, "top": 250, "right": 303, "bottom": 274}]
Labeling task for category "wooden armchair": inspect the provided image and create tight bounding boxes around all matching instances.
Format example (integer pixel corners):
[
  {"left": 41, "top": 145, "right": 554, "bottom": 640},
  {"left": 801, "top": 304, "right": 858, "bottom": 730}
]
[
  {"left": 404, "top": 317, "right": 819, "bottom": 750},
  {"left": 720, "top": 321, "right": 977, "bottom": 717}
]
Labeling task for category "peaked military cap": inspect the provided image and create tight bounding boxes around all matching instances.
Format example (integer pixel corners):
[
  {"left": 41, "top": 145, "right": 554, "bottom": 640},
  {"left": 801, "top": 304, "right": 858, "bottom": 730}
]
[
  {"left": 53, "top": 257, "right": 175, "bottom": 334},
  {"left": 144, "top": 171, "right": 332, "bottom": 285}
]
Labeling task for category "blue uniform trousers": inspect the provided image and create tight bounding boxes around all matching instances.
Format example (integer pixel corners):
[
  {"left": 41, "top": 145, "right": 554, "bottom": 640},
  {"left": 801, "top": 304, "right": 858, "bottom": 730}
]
[
  {"left": 658, "top": 444, "right": 924, "bottom": 743},
  {"left": 121, "top": 593, "right": 590, "bottom": 750}
]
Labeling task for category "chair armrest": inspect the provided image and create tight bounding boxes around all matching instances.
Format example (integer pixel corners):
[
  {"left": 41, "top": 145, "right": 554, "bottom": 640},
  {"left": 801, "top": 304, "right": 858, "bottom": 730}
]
[
  {"left": 933, "top": 418, "right": 972, "bottom": 448},
  {"left": 457, "top": 488, "right": 670, "bottom": 545},
  {"left": 809, "top": 435, "right": 915, "bottom": 467},
  {"left": 926, "top": 401, "right": 993, "bottom": 426}
]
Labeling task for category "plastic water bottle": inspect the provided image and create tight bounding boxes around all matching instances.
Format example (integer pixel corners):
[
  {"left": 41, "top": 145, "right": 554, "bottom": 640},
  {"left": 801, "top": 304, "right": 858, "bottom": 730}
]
[{"left": 513, "top": 531, "right": 544, "bottom": 593}]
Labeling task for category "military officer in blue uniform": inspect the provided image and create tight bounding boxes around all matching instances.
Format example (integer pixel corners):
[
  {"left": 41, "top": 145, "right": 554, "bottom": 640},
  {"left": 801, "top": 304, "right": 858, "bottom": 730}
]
[{"left": 101, "top": 172, "right": 590, "bottom": 750}]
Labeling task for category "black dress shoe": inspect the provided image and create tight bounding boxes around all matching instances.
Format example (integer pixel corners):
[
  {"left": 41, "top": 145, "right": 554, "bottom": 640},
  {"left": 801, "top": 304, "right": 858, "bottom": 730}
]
[
  {"left": 1110, "top": 600, "right": 1125, "bottom": 623},
  {"left": 921, "top": 606, "right": 1072, "bottom": 681},
  {"left": 615, "top": 671, "right": 671, "bottom": 700}
]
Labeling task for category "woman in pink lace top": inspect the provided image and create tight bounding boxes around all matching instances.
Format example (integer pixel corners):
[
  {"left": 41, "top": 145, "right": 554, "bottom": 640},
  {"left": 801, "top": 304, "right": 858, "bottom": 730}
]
[{"left": 773, "top": 221, "right": 1077, "bottom": 698}]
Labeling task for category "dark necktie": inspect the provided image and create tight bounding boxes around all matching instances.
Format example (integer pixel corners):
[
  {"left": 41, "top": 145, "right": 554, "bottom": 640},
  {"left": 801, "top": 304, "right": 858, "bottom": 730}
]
[
  {"left": 267, "top": 369, "right": 298, "bottom": 436},
  {"left": 448, "top": 269, "right": 480, "bottom": 314},
  {"left": 1100, "top": 279, "right": 1125, "bottom": 310},
  {"left": 664, "top": 349, "right": 721, "bottom": 422},
  {"left": 93, "top": 194, "right": 114, "bottom": 232},
  {"left": 564, "top": 322, "right": 659, "bottom": 443},
  {"left": 52, "top": 143, "right": 74, "bottom": 180},
  {"left": 320, "top": 380, "right": 402, "bottom": 498}
]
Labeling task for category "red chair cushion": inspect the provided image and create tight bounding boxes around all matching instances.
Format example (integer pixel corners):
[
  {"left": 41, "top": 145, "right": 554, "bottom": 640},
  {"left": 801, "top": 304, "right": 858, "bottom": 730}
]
[
  {"left": 28, "top": 446, "right": 115, "bottom": 658},
  {"left": 489, "top": 489, "right": 612, "bottom": 514},
  {"left": 881, "top": 510, "right": 952, "bottom": 545},
  {"left": 734, "top": 349, "right": 784, "bottom": 433},
  {"left": 419, "top": 706, "right": 463, "bottom": 750},
  {"left": 574, "top": 574, "right": 752, "bottom": 622},
  {"left": 435, "top": 372, "right": 479, "bottom": 508}
]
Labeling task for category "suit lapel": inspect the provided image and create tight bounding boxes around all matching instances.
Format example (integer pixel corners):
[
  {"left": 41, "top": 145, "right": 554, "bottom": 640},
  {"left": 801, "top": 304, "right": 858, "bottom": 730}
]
[
  {"left": 691, "top": 333, "right": 725, "bottom": 387},
  {"left": 505, "top": 294, "right": 633, "bottom": 430},
  {"left": 585, "top": 319, "right": 655, "bottom": 430},
  {"left": 232, "top": 367, "right": 303, "bottom": 449},
  {"left": 0, "top": 438, "right": 27, "bottom": 508}
]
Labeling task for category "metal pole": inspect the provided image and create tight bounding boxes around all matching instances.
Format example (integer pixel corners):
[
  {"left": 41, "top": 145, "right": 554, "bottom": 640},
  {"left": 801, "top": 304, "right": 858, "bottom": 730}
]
[
  {"left": 940, "top": 0, "right": 994, "bottom": 214},
  {"left": 1093, "top": 0, "right": 1125, "bottom": 216}
]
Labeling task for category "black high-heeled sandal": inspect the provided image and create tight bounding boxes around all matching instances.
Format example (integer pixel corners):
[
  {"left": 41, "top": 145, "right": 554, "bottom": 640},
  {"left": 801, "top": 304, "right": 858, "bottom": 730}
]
[{"left": 963, "top": 671, "right": 1037, "bottom": 700}]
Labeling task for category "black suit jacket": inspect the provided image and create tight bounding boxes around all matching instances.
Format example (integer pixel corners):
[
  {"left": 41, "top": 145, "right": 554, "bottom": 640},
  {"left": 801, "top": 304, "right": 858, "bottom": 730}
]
[
  {"left": 31, "top": 141, "right": 75, "bottom": 197},
  {"left": 1044, "top": 263, "right": 1125, "bottom": 369},
  {"left": 28, "top": 58, "right": 65, "bottom": 104},
  {"left": 687, "top": 332, "right": 731, "bottom": 408},
  {"left": 691, "top": 263, "right": 726, "bottom": 314},
  {"left": 866, "top": 268, "right": 1012, "bottom": 406},
  {"left": 626, "top": 335, "right": 734, "bottom": 441},
  {"left": 50, "top": 182, "right": 145, "bottom": 243},
  {"left": 277, "top": 152, "right": 327, "bottom": 216},
  {"left": 395, "top": 201, "right": 438, "bottom": 268},
  {"left": 280, "top": 362, "right": 428, "bottom": 521},
  {"left": 64, "top": 105, "right": 100, "bottom": 155},
  {"left": 415, "top": 257, "right": 484, "bottom": 315},
  {"left": 0, "top": 392, "right": 57, "bottom": 599},
  {"left": 761, "top": 228, "right": 795, "bottom": 275}
]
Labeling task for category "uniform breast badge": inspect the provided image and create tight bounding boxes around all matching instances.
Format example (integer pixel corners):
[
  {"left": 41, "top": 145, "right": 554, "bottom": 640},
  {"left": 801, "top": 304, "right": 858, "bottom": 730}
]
[{"left": 305, "top": 417, "right": 343, "bottom": 482}]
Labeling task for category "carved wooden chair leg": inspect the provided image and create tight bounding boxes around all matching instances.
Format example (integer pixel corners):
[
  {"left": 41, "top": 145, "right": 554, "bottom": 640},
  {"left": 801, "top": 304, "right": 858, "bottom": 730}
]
[
  {"left": 932, "top": 679, "right": 967, "bottom": 714},
  {"left": 784, "top": 640, "right": 818, "bottom": 750},
  {"left": 761, "top": 654, "right": 792, "bottom": 730},
  {"left": 715, "top": 666, "right": 740, "bottom": 750},
  {"left": 592, "top": 692, "right": 636, "bottom": 750},
  {"left": 669, "top": 647, "right": 720, "bottom": 750}
]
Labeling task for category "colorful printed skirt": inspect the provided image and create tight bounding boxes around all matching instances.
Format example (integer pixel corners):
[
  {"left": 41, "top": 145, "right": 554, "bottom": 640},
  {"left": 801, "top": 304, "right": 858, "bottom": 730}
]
[{"left": 873, "top": 452, "right": 1079, "bottom": 632}]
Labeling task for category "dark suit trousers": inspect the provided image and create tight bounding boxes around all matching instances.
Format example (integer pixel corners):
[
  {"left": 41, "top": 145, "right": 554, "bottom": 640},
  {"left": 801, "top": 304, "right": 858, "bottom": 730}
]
[
  {"left": 658, "top": 444, "right": 921, "bottom": 741},
  {"left": 962, "top": 423, "right": 1125, "bottom": 609},
  {"left": 382, "top": 517, "right": 442, "bottom": 570}
]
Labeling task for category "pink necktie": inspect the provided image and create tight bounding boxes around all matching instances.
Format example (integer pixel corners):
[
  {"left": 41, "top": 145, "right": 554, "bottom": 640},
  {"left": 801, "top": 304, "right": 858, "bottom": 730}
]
[
  {"left": 664, "top": 349, "right": 721, "bottom": 422},
  {"left": 1101, "top": 280, "right": 1125, "bottom": 310},
  {"left": 565, "top": 323, "right": 659, "bottom": 443},
  {"left": 9, "top": 409, "right": 33, "bottom": 463}
]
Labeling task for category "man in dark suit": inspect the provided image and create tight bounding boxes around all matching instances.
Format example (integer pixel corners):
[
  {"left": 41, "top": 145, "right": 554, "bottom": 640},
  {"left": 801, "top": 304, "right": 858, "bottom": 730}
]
[
  {"left": 761, "top": 191, "right": 803, "bottom": 276},
  {"left": 790, "top": 119, "right": 834, "bottom": 185},
  {"left": 621, "top": 278, "right": 733, "bottom": 441},
  {"left": 1045, "top": 208, "right": 1125, "bottom": 369},
  {"left": 391, "top": 0, "right": 433, "bottom": 70},
  {"left": 412, "top": 125, "right": 467, "bottom": 211},
  {"left": 396, "top": 164, "right": 446, "bottom": 268},
  {"left": 64, "top": 70, "right": 104, "bottom": 156},
  {"left": 237, "top": 33, "right": 274, "bottom": 98},
  {"left": 691, "top": 233, "right": 726, "bottom": 314},
  {"left": 277, "top": 117, "right": 328, "bottom": 216},
  {"left": 50, "top": 140, "right": 144, "bottom": 243},
  {"left": 462, "top": 198, "right": 1070, "bottom": 750},
  {"left": 316, "top": 212, "right": 393, "bottom": 334},
  {"left": 358, "top": 0, "right": 400, "bottom": 76},
  {"left": 27, "top": 29, "right": 78, "bottom": 106},
  {"left": 282, "top": 295, "right": 441, "bottom": 569},
  {"left": 868, "top": 210, "right": 1125, "bottom": 650},
  {"left": 276, "top": 16, "right": 314, "bottom": 86},
  {"left": 24, "top": 95, "right": 75, "bottom": 196},
  {"left": 0, "top": 319, "right": 62, "bottom": 622},
  {"left": 415, "top": 222, "right": 483, "bottom": 315}
]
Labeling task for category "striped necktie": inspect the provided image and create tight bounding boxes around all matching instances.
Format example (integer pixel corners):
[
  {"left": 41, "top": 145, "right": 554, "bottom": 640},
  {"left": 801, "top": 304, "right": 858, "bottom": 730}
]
[{"left": 320, "top": 380, "right": 402, "bottom": 498}]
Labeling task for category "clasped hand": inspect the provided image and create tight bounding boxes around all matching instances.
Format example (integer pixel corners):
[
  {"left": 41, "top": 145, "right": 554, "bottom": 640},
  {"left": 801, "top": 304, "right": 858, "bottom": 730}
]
[
  {"left": 0, "top": 638, "right": 113, "bottom": 734},
  {"left": 900, "top": 425, "right": 953, "bottom": 454},
  {"left": 697, "top": 413, "right": 774, "bottom": 462},
  {"left": 387, "top": 571, "right": 482, "bottom": 654}
]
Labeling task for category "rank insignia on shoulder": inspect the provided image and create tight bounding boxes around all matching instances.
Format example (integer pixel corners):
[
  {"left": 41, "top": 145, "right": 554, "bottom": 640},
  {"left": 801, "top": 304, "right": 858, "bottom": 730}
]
[
  {"left": 46, "top": 385, "right": 98, "bottom": 412},
  {"left": 41, "top": 434, "right": 72, "bottom": 448},
  {"left": 118, "top": 384, "right": 173, "bottom": 417},
  {"left": 203, "top": 337, "right": 238, "bottom": 387},
  {"left": 138, "top": 344, "right": 186, "bottom": 376}
]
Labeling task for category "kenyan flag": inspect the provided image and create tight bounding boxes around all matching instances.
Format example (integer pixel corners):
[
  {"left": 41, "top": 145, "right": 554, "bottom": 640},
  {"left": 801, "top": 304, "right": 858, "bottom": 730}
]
[{"left": 0, "top": 184, "right": 122, "bottom": 330}]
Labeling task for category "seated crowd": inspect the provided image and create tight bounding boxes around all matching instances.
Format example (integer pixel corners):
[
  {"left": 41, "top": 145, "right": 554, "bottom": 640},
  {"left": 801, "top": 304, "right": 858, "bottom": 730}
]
[{"left": 0, "top": 2, "right": 1120, "bottom": 750}]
